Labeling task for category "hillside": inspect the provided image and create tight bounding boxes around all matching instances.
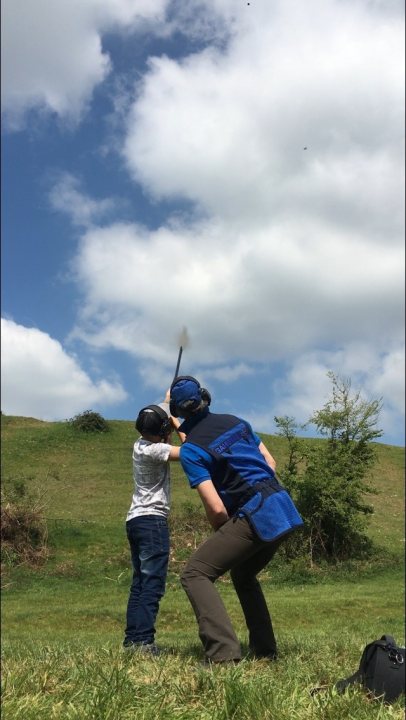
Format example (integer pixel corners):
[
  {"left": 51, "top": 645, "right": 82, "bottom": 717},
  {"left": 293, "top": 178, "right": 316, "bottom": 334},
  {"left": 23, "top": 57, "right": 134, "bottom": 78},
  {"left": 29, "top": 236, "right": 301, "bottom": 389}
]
[
  {"left": 2, "top": 415, "right": 405, "bottom": 720},
  {"left": 1, "top": 414, "right": 404, "bottom": 558}
]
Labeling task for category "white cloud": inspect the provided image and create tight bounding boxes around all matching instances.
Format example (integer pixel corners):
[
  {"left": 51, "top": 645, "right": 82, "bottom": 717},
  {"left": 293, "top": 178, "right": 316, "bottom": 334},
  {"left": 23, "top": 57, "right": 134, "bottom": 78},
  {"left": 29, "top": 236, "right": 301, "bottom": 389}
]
[
  {"left": 124, "top": 0, "right": 404, "bottom": 235},
  {"left": 69, "top": 217, "right": 403, "bottom": 370},
  {"left": 205, "top": 363, "right": 253, "bottom": 383},
  {"left": 372, "top": 347, "right": 405, "bottom": 415},
  {"left": 1, "top": 318, "right": 127, "bottom": 420},
  {"left": 1, "top": 0, "right": 169, "bottom": 128},
  {"left": 49, "top": 173, "right": 118, "bottom": 228}
]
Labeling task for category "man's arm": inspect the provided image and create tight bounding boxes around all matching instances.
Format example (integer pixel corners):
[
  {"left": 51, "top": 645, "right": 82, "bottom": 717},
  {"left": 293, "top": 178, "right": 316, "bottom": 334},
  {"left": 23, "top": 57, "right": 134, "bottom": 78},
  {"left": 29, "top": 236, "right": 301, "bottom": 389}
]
[
  {"left": 196, "top": 479, "right": 229, "bottom": 531},
  {"left": 258, "top": 441, "right": 276, "bottom": 471}
]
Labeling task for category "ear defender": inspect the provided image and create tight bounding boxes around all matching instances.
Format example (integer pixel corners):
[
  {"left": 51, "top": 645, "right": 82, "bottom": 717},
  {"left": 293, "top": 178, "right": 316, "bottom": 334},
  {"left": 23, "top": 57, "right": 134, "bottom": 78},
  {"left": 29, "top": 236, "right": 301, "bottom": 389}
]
[
  {"left": 200, "top": 388, "right": 211, "bottom": 405},
  {"left": 169, "top": 398, "right": 179, "bottom": 418},
  {"left": 135, "top": 405, "right": 172, "bottom": 438}
]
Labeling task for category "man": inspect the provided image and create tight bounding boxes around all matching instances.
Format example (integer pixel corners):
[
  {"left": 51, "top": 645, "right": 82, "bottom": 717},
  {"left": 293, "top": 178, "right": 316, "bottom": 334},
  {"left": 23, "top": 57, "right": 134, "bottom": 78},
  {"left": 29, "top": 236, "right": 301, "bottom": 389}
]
[{"left": 170, "top": 376, "right": 303, "bottom": 664}]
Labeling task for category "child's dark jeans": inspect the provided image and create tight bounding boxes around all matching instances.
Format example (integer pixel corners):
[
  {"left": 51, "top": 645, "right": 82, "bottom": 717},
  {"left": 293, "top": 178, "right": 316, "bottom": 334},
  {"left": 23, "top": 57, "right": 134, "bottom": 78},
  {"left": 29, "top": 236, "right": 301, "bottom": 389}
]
[{"left": 124, "top": 514, "right": 169, "bottom": 646}]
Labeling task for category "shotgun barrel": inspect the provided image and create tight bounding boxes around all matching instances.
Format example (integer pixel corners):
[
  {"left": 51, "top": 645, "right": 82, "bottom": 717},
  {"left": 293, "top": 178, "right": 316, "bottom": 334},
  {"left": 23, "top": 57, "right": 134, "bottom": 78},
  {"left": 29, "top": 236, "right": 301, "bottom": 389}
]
[{"left": 173, "top": 346, "right": 183, "bottom": 381}]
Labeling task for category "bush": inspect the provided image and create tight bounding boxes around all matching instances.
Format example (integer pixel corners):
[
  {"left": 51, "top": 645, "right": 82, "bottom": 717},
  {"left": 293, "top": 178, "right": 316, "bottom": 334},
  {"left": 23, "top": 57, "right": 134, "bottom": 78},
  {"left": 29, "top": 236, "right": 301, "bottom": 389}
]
[
  {"left": 275, "top": 372, "right": 382, "bottom": 565},
  {"left": 68, "top": 410, "right": 109, "bottom": 433},
  {"left": 168, "top": 501, "right": 209, "bottom": 569},
  {"left": 1, "top": 478, "right": 48, "bottom": 570}
]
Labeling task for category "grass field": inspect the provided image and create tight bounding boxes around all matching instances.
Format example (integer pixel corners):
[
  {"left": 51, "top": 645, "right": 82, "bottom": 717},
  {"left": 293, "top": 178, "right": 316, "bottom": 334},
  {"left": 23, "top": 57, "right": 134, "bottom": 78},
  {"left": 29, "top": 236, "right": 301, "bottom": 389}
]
[{"left": 1, "top": 415, "right": 405, "bottom": 718}]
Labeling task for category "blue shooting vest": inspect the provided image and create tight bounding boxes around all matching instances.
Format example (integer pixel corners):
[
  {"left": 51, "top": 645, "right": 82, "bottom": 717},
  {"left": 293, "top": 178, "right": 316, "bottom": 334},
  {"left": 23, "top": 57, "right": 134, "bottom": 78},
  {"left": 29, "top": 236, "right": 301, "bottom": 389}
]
[{"left": 183, "top": 412, "right": 303, "bottom": 542}]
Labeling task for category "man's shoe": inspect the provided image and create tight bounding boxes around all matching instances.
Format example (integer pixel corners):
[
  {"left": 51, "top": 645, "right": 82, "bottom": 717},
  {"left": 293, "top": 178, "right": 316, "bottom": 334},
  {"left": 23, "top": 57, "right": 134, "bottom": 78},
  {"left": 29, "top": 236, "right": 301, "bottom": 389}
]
[
  {"left": 123, "top": 642, "right": 160, "bottom": 656},
  {"left": 249, "top": 651, "right": 278, "bottom": 661},
  {"left": 263, "top": 653, "right": 278, "bottom": 661},
  {"left": 202, "top": 658, "right": 241, "bottom": 667}
]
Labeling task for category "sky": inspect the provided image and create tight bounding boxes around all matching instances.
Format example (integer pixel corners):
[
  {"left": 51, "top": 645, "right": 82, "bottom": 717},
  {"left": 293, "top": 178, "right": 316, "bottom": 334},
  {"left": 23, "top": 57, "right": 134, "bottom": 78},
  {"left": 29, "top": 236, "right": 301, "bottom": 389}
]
[{"left": 1, "top": 0, "right": 405, "bottom": 445}]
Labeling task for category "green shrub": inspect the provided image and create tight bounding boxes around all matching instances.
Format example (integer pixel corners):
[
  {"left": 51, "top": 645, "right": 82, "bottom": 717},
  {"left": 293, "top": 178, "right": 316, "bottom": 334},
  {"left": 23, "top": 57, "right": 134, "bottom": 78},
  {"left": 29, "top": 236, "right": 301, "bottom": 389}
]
[
  {"left": 1, "top": 478, "right": 48, "bottom": 570},
  {"left": 168, "top": 501, "right": 209, "bottom": 567},
  {"left": 275, "top": 372, "right": 382, "bottom": 564},
  {"left": 68, "top": 410, "right": 109, "bottom": 433}
]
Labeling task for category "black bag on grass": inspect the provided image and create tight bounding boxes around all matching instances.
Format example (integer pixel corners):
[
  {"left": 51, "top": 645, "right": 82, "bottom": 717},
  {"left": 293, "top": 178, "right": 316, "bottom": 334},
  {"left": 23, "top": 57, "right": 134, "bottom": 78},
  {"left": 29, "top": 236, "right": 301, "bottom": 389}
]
[{"left": 336, "top": 634, "right": 405, "bottom": 704}]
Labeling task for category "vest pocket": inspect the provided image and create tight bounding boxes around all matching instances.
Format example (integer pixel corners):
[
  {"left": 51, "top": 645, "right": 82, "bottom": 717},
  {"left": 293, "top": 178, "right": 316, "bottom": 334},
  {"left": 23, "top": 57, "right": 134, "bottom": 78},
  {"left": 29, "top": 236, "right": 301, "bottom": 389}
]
[{"left": 241, "top": 490, "right": 303, "bottom": 542}]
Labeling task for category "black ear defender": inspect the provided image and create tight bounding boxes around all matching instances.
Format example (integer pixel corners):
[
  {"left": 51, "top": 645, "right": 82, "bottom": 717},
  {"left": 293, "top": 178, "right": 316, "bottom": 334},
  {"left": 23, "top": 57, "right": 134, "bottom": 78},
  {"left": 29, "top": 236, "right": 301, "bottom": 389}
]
[
  {"left": 169, "top": 376, "right": 211, "bottom": 418},
  {"left": 135, "top": 404, "right": 172, "bottom": 438},
  {"left": 200, "top": 387, "right": 211, "bottom": 405}
]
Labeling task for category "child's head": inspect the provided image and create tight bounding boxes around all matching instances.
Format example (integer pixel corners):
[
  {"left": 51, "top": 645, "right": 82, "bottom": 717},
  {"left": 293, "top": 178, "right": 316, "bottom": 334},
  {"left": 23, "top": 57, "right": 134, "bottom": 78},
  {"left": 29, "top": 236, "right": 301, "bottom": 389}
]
[{"left": 135, "top": 404, "right": 172, "bottom": 441}]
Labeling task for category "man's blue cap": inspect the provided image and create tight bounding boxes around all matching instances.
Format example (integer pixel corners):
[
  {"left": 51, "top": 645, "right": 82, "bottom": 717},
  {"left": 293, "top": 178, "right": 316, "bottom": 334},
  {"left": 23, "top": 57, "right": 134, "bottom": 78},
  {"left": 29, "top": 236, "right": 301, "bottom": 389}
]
[{"left": 171, "top": 377, "right": 201, "bottom": 408}]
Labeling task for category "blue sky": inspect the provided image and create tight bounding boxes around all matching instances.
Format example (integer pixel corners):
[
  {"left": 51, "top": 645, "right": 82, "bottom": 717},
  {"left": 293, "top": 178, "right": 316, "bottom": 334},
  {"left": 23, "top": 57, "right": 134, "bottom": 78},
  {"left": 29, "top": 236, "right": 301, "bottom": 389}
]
[{"left": 1, "top": 0, "right": 405, "bottom": 445}]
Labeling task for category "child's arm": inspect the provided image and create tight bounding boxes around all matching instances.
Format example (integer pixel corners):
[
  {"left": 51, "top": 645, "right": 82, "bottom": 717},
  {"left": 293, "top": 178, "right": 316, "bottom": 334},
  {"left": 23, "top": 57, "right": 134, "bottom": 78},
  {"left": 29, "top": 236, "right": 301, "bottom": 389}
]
[
  {"left": 168, "top": 445, "right": 181, "bottom": 460},
  {"left": 167, "top": 419, "right": 185, "bottom": 459},
  {"left": 170, "top": 415, "right": 186, "bottom": 444},
  {"left": 164, "top": 388, "right": 186, "bottom": 444}
]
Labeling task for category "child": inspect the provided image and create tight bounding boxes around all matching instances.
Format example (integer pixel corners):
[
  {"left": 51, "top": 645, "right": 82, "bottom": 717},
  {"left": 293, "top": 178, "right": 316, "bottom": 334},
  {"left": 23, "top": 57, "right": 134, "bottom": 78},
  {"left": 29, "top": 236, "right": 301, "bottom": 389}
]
[{"left": 123, "top": 392, "right": 185, "bottom": 654}]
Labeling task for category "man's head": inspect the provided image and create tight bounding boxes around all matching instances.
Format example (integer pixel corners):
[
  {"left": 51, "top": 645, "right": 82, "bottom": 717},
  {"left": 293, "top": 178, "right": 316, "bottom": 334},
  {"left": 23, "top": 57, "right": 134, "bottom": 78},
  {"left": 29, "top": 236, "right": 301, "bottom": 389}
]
[
  {"left": 135, "top": 404, "right": 172, "bottom": 439},
  {"left": 170, "top": 376, "right": 211, "bottom": 418}
]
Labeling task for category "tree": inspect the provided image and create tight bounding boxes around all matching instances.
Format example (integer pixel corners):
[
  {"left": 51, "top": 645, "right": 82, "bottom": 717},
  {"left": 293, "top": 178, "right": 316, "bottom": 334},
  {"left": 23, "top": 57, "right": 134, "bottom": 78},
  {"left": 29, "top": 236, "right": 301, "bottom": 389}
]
[
  {"left": 274, "top": 415, "right": 306, "bottom": 492},
  {"left": 276, "top": 372, "right": 382, "bottom": 564},
  {"left": 311, "top": 371, "right": 383, "bottom": 449}
]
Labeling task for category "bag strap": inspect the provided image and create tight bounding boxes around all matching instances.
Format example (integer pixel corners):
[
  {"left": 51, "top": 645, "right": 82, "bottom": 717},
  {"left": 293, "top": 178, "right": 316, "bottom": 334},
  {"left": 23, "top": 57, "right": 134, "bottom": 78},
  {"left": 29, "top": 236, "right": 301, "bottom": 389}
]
[{"left": 380, "top": 634, "right": 396, "bottom": 647}]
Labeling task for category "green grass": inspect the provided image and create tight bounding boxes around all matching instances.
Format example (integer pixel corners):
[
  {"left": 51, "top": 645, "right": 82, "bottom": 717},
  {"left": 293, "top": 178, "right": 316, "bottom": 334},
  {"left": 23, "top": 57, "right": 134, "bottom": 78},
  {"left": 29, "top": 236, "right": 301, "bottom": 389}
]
[
  {"left": 2, "top": 640, "right": 405, "bottom": 719},
  {"left": 2, "top": 565, "right": 404, "bottom": 643},
  {"left": 1, "top": 415, "right": 405, "bottom": 718},
  {"left": 2, "top": 590, "right": 405, "bottom": 720},
  {"left": 2, "top": 569, "right": 405, "bottom": 718}
]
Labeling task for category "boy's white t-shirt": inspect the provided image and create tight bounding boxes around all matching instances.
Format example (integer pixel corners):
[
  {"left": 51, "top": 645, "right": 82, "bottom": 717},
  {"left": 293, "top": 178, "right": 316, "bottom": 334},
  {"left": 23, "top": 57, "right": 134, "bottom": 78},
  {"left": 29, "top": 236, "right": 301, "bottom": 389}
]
[{"left": 126, "top": 437, "right": 172, "bottom": 521}]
